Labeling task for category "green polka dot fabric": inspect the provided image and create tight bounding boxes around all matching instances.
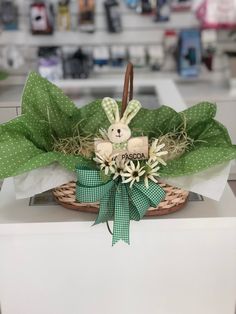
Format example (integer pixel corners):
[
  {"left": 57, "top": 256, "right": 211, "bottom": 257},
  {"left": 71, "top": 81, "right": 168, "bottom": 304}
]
[{"left": 0, "top": 71, "right": 236, "bottom": 180}]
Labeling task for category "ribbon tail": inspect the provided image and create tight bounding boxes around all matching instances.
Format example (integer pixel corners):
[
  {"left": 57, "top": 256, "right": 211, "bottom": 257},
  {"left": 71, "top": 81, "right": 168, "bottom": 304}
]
[
  {"left": 112, "top": 184, "right": 130, "bottom": 246},
  {"left": 94, "top": 184, "right": 116, "bottom": 225}
]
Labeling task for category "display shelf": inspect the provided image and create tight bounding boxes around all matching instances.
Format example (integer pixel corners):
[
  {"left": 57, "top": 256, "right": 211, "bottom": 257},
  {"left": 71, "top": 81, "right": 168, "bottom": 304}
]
[
  {"left": 1, "top": 72, "right": 236, "bottom": 111},
  {"left": 0, "top": 2, "right": 200, "bottom": 47},
  {"left": 0, "top": 68, "right": 220, "bottom": 88},
  {"left": 0, "top": 29, "right": 165, "bottom": 47},
  {"left": 14, "top": 11, "right": 200, "bottom": 32},
  {"left": 9, "top": 31, "right": 232, "bottom": 48},
  {"left": 0, "top": 77, "right": 186, "bottom": 111},
  {"left": 0, "top": 0, "right": 233, "bottom": 85}
]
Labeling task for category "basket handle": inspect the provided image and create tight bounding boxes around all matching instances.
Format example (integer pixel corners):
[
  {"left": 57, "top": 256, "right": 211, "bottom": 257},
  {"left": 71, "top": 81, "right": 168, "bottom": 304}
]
[{"left": 121, "top": 62, "right": 133, "bottom": 116}]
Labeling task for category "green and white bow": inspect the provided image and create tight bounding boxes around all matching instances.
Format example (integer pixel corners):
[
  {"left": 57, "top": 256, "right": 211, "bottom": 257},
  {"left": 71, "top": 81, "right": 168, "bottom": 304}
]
[{"left": 76, "top": 166, "right": 166, "bottom": 245}]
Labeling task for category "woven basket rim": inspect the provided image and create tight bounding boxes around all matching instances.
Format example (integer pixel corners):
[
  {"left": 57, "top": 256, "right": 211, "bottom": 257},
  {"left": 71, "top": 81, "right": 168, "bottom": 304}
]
[{"left": 52, "top": 181, "right": 189, "bottom": 217}]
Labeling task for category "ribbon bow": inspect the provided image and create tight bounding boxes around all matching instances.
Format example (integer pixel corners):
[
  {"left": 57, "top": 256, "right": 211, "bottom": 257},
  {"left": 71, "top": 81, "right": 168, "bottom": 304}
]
[{"left": 76, "top": 167, "right": 165, "bottom": 245}]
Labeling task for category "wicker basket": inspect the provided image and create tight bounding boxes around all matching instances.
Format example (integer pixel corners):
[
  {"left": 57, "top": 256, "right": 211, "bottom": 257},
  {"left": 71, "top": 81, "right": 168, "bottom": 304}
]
[
  {"left": 53, "top": 63, "right": 189, "bottom": 216},
  {"left": 53, "top": 181, "right": 189, "bottom": 216}
]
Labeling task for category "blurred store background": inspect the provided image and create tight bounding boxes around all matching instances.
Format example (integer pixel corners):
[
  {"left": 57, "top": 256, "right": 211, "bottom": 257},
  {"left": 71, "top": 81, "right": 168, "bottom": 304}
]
[
  {"left": 0, "top": 0, "right": 236, "bottom": 182},
  {"left": 0, "top": 0, "right": 236, "bottom": 82},
  {"left": 1, "top": 3, "right": 236, "bottom": 312}
]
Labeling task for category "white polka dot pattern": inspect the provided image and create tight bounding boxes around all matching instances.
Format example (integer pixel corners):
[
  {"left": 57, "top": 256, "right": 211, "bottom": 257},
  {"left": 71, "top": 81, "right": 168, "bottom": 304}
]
[{"left": 0, "top": 72, "right": 235, "bottom": 180}]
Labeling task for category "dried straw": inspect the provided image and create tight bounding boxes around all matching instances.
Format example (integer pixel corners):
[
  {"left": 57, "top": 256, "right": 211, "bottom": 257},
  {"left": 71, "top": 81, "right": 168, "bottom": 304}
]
[
  {"left": 157, "top": 114, "right": 194, "bottom": 161},
  {"left": 52, "top": 122, "right": 94, "bottom": 158}
]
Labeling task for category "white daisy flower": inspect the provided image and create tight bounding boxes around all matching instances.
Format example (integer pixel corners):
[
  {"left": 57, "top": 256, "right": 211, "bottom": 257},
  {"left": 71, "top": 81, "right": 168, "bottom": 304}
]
[
  {"left": 93, "top": 153, "right": 116, "bottom": 175},
  {"left": 144, "top": 159, "right": 160, "bottom": 188},
  {"left": 122, "top": 161, "right": 145, "bottom": 188},
  {"left": 113, "top": 158, "right": 128, "bottom": 180},
  {"left": 149, "top": 139, "right": 168, "bottom": 165}
]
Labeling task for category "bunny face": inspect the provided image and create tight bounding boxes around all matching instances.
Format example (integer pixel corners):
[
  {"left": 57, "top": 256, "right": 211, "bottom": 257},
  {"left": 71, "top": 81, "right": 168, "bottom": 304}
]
[
  {"left": 102, "top": 97, "right": 141, "bottom": 144},
  {"left": 107, "top": 123, "right": 131, "bottom": 144}
]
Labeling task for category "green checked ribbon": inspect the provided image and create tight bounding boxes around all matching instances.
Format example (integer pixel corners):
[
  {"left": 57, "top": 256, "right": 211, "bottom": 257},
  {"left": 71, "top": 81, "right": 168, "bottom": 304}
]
[{"left": 76, "top": 166, "right": 166, "bottom": 245}]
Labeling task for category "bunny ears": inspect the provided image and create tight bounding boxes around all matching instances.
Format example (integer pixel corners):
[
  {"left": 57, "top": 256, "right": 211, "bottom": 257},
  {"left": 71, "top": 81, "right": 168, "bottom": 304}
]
[{"left": 102, "top": 97, "right": 141, "bottom": 125}]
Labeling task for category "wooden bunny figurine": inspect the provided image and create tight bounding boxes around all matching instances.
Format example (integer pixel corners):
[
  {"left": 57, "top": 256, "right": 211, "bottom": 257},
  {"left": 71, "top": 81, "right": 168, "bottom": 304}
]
[{"left": 95, "top": 97, "right": 148, "bottom": 160}]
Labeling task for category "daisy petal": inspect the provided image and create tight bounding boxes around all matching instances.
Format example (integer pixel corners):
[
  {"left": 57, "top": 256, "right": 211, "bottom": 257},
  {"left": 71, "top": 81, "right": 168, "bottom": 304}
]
[
  {"left": 156, "top": 143, "right": 166, "bottom": 151},
  {"left": 130, "top": 179, "right": 135, "bottom": 188},
  {"left": 130, "top": 161, "right": 135, "bottom": 171},
  {"left": 151, "top": 160, "right": 159, "bottom": 168},
  {"left": 123, "top": 177, "right": 133, "bottom": 183},
  {"left": 139, "top": 170, "right": 146, "bottom": 177},
  {"left": 157, "top": 158, "right": 167, "bottom": 166},
  {"left": 149, "top": 175, "right": 158, "bottom": 183},
  {"left": 113, "top": 173, "right": 119, "bottom": 180},
  {"left": 126, "top": 166, "right": 133, "bottom": 174},
  {"left": 152, "top": 166, "right": 160, "bottom": 172},
  {"left": 122, "top": 173, "right": 133, "bottom": 177},
  {"left": 110, "top": 167, "right": 115, "bottom": 174},
  {"left": 157, "top": 151, "right": 168, "bottom": 156},
  {"left": 153, "top": 139, "right": 158, "bottom": 146},
  {"left": 144, "top": 176, "right": 149, "bottom": 188},
  {"left": 93, "top": 157, "right": 103, "bottom": 164}
]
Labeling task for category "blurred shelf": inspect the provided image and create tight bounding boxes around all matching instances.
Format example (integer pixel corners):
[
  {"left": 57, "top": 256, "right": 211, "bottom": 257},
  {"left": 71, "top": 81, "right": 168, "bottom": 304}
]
[
  {"left": 0, "top": 67, "right": 229, "bottom": 87},
  {"left": 14, "top": 11, "right": 200, "bottom": 32},
  {"left": 0, "top": 74, "right": 184, "bottom": 103},
  {"left": 0, "top": 29, "right": 165, "bottom": 46}
]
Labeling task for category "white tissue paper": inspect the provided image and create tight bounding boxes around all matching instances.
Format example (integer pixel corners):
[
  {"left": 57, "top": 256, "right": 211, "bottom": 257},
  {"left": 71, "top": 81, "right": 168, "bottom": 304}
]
[
  {"left": 164, "top": 162, "right": 231, "bottom": 201},
  {"left": 14, "top": 161, "right": 232, "bottom": 201},
  {"left": 14, "top": 163, "right": 76, "bottom": 199}
]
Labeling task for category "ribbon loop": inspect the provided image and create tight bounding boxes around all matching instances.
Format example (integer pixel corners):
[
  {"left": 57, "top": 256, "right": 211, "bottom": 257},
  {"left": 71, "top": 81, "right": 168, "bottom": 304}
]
[
  {"left": 76, "top": 180, "right": 114, "bottom": 203},
  {"left": 76, "top": 167, "right": 103, "bottom": 186}
]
